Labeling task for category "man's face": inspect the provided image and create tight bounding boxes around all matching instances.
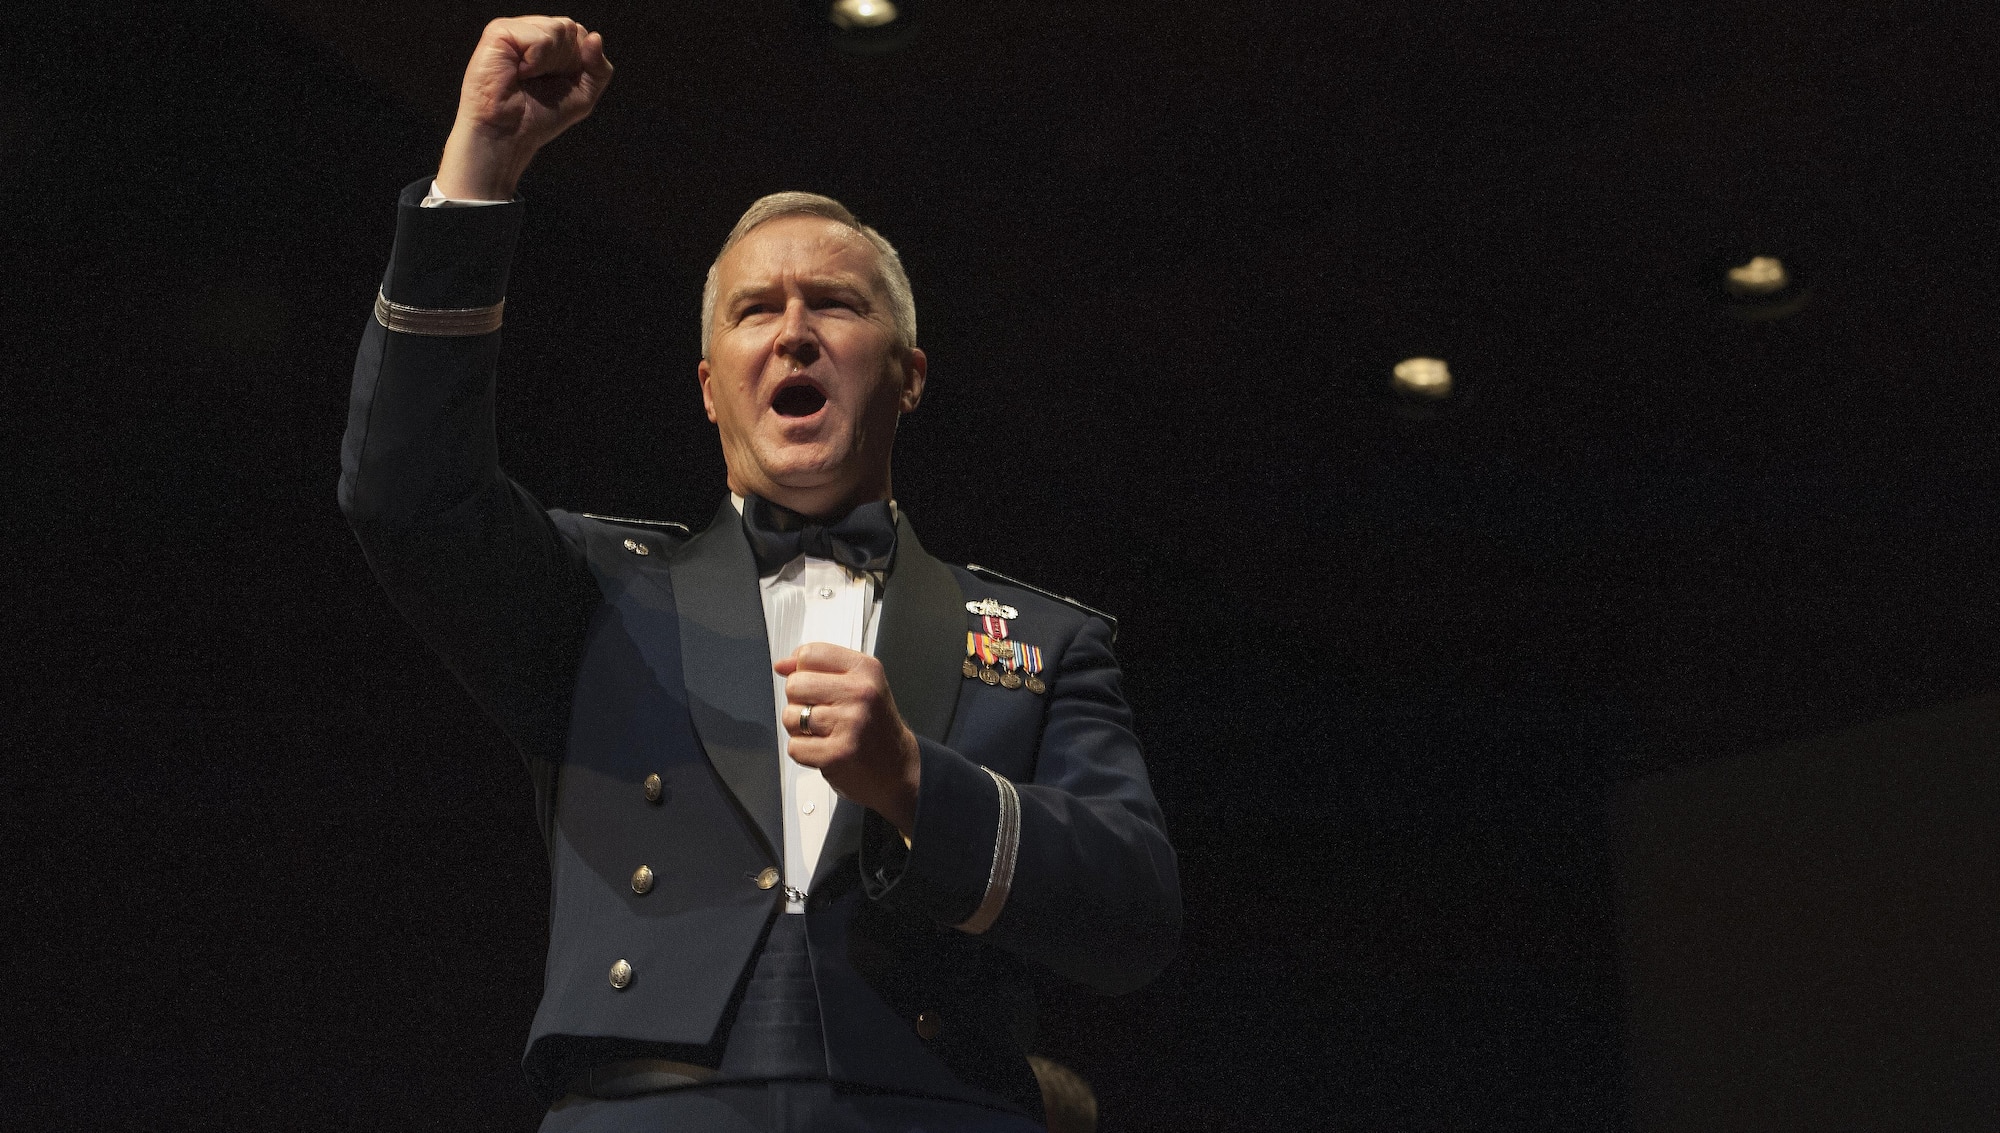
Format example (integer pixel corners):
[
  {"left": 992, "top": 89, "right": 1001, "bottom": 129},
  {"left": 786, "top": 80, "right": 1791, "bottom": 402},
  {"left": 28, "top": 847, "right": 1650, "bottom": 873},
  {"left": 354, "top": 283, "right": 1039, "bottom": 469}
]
[{"left": 699, "top": 215, "right": 926, "bottom": 519}]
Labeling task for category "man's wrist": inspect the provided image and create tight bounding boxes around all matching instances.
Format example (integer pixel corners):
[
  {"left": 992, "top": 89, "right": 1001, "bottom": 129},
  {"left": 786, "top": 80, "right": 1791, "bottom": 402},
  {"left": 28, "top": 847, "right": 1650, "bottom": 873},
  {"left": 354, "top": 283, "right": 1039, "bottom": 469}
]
[
  {"left": 435, "top": 122, "right": 536, "bottom": 202},
  {"left": 886, "top": 725, "right": 923, "bottom": 839}
]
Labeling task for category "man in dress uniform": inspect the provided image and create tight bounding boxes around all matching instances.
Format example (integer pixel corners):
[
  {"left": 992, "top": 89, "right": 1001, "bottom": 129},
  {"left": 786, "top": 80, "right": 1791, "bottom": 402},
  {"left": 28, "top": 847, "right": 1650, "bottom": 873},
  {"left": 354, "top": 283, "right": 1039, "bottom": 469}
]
[{"left": 339, "top": 16, "right": 1180, "bottom": 1132}]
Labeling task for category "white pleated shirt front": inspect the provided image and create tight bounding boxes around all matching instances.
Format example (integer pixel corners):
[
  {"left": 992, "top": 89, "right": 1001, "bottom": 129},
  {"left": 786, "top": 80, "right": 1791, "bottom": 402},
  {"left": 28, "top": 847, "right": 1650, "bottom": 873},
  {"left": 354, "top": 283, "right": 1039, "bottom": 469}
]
[{"left": 732, "top": 495, "right": 884, "bottom": 913}]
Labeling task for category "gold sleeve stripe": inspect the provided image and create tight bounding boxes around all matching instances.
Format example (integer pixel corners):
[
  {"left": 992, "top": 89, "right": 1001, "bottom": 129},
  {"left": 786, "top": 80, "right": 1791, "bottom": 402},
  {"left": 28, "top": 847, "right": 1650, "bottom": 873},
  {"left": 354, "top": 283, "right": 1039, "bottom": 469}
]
[
  {"left": 373, "top": 288, "right": 505, "bottom": 337},
  {"left": 955, "top": 767, "right": 1021, "bottom": 935}
]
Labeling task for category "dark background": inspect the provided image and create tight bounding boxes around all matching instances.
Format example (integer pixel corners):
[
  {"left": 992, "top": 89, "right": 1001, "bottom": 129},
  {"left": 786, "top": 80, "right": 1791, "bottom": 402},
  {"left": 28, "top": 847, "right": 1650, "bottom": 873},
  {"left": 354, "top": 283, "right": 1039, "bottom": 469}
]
[{"left": 7, "top": 2, "right": 1996, "bottom": 1129}]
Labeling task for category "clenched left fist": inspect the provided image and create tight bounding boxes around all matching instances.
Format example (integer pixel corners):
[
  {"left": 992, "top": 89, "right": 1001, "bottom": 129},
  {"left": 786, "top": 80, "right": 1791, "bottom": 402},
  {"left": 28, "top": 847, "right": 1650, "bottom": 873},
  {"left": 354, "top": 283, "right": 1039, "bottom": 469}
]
[{"left": 775, "top": 643, "right": 921, "bottom": 838}]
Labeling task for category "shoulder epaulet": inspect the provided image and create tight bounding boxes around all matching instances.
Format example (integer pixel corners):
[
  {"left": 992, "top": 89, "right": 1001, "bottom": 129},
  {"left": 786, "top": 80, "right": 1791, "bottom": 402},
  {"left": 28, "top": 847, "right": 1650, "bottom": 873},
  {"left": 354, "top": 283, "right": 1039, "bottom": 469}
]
[
  {"left": 966, "top": 563, "right": 1119, "bottom": 642},
  {"left": 580, "top": 512, "right": 691, "bottom": 535}
]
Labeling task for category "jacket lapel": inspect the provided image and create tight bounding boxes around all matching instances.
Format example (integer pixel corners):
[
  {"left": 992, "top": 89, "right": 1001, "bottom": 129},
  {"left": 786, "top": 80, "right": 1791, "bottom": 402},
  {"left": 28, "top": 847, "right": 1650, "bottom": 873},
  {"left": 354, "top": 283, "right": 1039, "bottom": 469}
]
[
  {"left": 669, "top": 498, "right": 784, "bottom": 863},
  {"left": 812, "top": 512, "right": 966, "bottom": 891}
]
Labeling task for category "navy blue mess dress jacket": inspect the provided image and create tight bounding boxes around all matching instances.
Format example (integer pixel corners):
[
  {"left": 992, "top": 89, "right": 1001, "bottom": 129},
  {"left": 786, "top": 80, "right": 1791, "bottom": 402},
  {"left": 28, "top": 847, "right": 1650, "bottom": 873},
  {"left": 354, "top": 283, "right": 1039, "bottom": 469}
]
[{"left": 338, "top": 180, "right": 1181, "bottom": 1117}]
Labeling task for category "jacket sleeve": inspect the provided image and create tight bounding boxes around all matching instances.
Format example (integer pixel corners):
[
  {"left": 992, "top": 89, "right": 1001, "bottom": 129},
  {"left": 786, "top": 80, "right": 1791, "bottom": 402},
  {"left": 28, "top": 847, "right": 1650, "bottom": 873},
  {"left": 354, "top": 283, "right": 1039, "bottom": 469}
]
[
  {"left": 338, "top": 178, "right": 595, "bottom": 817},
  {"left": 863, "top": 615, "right": 1182, "bottom": 995}
]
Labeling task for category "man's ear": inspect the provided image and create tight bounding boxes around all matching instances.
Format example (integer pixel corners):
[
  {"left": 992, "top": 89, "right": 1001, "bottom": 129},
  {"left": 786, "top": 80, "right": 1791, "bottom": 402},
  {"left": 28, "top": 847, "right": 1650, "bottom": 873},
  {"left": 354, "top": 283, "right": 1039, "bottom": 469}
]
[
  {"left": 899, "top": 347, "right": 927, "bottom": 414},
  {"left": 698, "top": 358, "right": 719, "bottom": 423}
]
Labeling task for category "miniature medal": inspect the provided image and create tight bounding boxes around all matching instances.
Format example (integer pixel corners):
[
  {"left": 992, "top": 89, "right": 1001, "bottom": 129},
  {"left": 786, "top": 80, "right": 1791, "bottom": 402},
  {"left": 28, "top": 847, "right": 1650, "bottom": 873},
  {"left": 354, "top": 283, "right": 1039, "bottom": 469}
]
[
  {"left": 981, "top": 613, "right": 1023, "bottom": 686},
  {"left": 963, "top": 631, "right": 978, "bottom": 679},
  {"left": 976, "top": 634, "right": 1002, "bottom": 685},
  {"left": 1018, "top": 642, "right": 1047, "bottom": 695},
  {"left": 988, "top": 637, "right": 1017, "bottom": 687}
]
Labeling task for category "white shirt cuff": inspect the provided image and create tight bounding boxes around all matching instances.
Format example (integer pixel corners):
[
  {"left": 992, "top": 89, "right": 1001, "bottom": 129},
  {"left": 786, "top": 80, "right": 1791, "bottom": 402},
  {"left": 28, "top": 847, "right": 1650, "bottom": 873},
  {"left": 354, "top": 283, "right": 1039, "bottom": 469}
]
[{"left": 420, "top": 179, "right": 512, "bottom": 208}]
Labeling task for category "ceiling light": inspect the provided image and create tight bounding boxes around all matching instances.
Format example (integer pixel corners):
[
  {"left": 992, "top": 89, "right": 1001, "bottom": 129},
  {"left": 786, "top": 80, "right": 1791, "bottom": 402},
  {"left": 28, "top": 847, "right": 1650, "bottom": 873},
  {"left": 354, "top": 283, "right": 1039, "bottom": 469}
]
[
  {"left": 829, "top": 0, "right": 898, "bottom": 29},
  {"left": 1712, "top": 251, "right": 1809, "bottom": 321},
  {"left": 1392, "top": 357, "right": 1453, "bottom": 400},
  {"left": 805, "top": 0, "right": 917, "bottom": 54},
  {"left": 1726, "top": 255, "right": 1789, "bottom": 297}
]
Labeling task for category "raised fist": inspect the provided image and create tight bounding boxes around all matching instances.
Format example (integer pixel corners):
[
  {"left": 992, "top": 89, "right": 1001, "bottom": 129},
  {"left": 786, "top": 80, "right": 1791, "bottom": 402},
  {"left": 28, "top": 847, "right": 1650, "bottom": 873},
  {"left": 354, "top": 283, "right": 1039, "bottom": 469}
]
[{"left": 436, "top": 16, "right": 613, "bottom": 201}]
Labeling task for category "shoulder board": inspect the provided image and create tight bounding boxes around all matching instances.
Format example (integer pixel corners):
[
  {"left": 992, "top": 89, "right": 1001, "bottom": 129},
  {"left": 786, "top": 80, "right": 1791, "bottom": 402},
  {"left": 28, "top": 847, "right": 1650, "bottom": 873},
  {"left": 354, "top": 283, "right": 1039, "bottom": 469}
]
[
  {"left": 966, "top": 563, "right": 1119, "bottom": 642},
  {"left": 581, "top": 512, "right": 691, "bottom": 535}
]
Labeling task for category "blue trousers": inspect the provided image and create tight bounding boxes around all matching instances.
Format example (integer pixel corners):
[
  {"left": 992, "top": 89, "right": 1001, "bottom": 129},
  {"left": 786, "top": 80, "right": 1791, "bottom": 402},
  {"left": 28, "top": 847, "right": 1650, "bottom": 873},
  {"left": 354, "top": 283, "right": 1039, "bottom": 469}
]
[{"left": 538, "top": 1080, "right": 1046, "bottom": 1133}]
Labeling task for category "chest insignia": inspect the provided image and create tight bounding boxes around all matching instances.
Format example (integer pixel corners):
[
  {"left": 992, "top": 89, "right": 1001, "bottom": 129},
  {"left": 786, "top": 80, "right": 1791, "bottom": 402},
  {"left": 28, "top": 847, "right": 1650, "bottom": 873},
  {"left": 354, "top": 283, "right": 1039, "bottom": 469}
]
[{"left": 962, "top": 619, "right": 1047, "bottom": 695}]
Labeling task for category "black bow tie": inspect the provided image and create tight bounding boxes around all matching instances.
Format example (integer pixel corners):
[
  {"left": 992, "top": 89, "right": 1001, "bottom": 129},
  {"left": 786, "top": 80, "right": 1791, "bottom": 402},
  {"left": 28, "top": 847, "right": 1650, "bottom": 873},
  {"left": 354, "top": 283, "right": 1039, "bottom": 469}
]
[{"left": 741, "top": 494, "right": 898, "bottom": 577}]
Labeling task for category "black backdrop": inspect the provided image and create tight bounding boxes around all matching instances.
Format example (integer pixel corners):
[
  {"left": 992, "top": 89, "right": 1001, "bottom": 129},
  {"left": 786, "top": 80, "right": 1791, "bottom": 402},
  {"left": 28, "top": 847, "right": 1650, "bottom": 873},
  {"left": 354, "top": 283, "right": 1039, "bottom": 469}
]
[{"left": 8, "top": 2, "right": 1997, "bottom": 1129}]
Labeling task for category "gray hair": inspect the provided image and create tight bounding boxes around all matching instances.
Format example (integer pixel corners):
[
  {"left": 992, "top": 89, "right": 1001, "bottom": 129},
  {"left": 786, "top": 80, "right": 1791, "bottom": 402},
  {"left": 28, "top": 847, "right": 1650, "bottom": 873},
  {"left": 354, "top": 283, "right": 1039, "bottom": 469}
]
[{"left": 700, "top": 192, "right": 917, "bottom": 358}]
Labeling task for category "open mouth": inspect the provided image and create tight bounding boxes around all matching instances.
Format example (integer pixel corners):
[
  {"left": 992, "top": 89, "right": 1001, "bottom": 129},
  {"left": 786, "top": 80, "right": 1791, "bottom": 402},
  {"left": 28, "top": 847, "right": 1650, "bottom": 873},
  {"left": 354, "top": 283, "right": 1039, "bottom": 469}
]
[{"left": 772, "top": 381, "right": 828, "bottom": 418}]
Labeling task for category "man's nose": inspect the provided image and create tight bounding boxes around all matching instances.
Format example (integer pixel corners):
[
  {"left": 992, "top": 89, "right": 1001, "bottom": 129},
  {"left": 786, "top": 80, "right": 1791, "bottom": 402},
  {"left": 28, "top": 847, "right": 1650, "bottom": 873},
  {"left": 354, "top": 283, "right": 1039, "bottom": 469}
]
[{"left": 775, "top": 299, "right": 819, "bottom": 366}]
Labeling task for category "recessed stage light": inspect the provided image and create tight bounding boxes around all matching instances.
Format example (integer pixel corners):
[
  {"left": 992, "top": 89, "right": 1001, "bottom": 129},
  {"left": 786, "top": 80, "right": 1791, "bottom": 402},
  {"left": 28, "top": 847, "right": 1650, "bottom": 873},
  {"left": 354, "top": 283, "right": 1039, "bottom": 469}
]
[
  {"left": 830, "top": 0, "right": 899, "bottom": 29},
  {"left": 1711, "top": 250, "right": 1810, "bottom": 321},
  {"left": 1392, "top": 357, "right": 1453, "bottom": 399},
  {"left": 803, "top": 0, "right": 918, "bottom": 53},
  {"left": 1726, "top": 255, "right": 1789, "bottom": 297}
]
